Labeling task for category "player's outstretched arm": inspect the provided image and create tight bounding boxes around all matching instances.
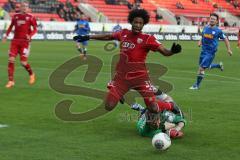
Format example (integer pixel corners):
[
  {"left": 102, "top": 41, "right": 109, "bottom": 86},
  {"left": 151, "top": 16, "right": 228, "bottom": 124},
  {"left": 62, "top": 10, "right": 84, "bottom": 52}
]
[
  {"left": 198, "top": 37, "right": 202, "bottom": 47},
  {"left": 29, "top": 18, "right": 38, "bottom": 40},
  {"left": 157, "top": 43, "right": 182, "bottom": 56},
  {"left": 2, "top": 21, "right": 14, "bottom": 43},
  {"left": 90, "top": 34, "right": 114, "bottom": 40},
  {"left": 73, "top": 34, "right": 114, "bottom": 42},
  {"left": 224, "top": 37, "right": 232, "bottom": 56}
]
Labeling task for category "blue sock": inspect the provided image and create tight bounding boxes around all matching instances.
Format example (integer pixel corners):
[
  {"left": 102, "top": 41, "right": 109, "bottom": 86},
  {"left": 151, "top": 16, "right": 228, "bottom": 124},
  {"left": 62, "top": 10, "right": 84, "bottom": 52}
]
[
  {"left": 196, "top": 73, "right": 204, "bottom": 87},
  {"left": 210, "top": 63, "right": 220, "bottom": 69}
]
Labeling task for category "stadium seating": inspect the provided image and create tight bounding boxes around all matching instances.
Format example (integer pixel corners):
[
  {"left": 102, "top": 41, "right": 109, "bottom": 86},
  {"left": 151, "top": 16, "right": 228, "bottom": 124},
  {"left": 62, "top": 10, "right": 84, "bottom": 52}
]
[
  {"left": 0, "top": 0, "right": 64, "bottom": 21},
  {"left": 141, "top": 0, "right": 170, "bottom": 24},
  {"left": 58, "top": 0, "right": 79, "bottom": 6},
  {"left": 86, "top": 0, "right": 239, "bottom": 24},
  {"left": 86, "top": 0, "right": 130, "bottom": 23},
  {"left": 8, "top": 12, "right": 64, "bottom": 21},
  {"left": 152, "top": 0, "right": 214, "bottom": 17},
  {"left": 1, "top": 0, "right": 239, "bottom": 22},
  {"left": 87, "top": 0, "right": 170, "bottom": 24},
  {"left": 152, "top": 0, "right": 240, "bottom": 17},
  {"left": 211, "top": 0, "right": 240, "bottom": 16}
]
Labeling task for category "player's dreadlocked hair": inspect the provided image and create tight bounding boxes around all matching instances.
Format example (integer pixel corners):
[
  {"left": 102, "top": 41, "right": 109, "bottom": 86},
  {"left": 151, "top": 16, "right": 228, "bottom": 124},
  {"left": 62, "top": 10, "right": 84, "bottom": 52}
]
[{"left": 128, "top": 9, "right": 150, "bottom": 25}]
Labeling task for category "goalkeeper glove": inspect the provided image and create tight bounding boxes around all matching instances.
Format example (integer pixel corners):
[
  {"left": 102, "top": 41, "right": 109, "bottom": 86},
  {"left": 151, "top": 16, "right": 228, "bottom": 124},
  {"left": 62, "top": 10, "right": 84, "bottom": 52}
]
[
  {"left": 171, "top": 42, "right": 182, "bottom": 54},
  {"left": 73, "top": 35, "right": 90, "bottom": 42}
]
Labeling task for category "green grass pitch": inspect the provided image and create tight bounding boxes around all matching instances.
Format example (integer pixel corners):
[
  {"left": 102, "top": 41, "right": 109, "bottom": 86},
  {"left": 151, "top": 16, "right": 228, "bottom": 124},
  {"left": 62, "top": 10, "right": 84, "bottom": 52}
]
[{"left": 0, "top": 40, "right": 239, "bottom": 160}]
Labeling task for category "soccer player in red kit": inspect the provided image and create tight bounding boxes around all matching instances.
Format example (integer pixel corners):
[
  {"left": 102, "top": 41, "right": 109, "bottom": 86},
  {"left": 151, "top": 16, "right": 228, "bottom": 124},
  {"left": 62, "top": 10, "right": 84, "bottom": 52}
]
[
  {"left": 74, "top": 9, "right": 182, "bottom": 114},
  {"left": 2, "top": 2, "right": 37, "bottom": 88}
]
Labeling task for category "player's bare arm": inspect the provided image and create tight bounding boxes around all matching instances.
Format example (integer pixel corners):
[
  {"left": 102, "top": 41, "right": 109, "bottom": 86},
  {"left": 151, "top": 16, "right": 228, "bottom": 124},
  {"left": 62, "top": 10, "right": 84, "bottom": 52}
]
[
  {"left": 90, "top": 34, "right": 114, "bottom": 40},
  {"left": 2, "top": 21, "right": 14, "bottom": 43},
  {"left": 224, "top": 37, "right": 232, "bottom": 56},
  {"left": 27, "top": 16, "right": 38, "bottom": 41},
  {"left": 73, "top": 34, "right": 114, "bottom": 42},
  {"left": 198, "top": 37, "right": 202, "bottom": 47}
]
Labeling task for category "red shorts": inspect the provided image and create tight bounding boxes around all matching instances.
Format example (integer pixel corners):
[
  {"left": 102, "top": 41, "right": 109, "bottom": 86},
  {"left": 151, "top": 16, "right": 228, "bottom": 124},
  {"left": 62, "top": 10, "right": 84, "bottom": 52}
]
[
  {"left": 9, "top": 39, "right": 30, "bottom": 61},
  {"left": 107, "top": 73, "right": 156, "bottom": 104}
]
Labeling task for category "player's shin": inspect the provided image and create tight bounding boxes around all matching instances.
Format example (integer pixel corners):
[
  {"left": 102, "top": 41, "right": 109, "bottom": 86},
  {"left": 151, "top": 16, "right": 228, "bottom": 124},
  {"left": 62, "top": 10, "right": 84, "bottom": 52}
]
[
  {"left": 83, "top": 48, "right": 87, "bottom": 55},
  {"left": 77, "top": 48, "right": 83, "bottom": 54},
  {"left": 196, "top": 73, "right": 204, "bottom": 87},
  {"left": 21, "top": 63, "right": 33, "bottom": 75},
  {"left": 8, "top": 61, "right": 15, "bottom": 81},
  {"left": 145, "top": 98, "right": 173, "bottom": 113},
  {"left": 104, "top": 92, "right": 119, "bottom": 111},
  {"left": 209, "top": 63, "right": 220, "bottom": 69}
]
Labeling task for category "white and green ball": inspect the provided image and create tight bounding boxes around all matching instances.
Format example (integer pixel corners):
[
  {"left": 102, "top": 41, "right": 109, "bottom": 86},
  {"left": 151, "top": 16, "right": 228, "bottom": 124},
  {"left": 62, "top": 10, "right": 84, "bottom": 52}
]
[{"left": 152, "top": 133, "right": 171, "bottom": 150}]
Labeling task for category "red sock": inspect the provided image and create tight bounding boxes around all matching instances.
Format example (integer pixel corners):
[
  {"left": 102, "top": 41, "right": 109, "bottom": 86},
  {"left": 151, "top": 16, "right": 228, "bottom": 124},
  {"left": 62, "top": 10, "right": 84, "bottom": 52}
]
[
  {"left": 23, "top": 64, "right": 33, "bottom": 75},
  {"left": 156, "top": 100, "right": 173, "bottom": 111},
  {"left": 144, "top": 96, "right": 173, "bottom": 112},
  {"left": 8, "top": 62, "right": 14, "bottom": 81}
]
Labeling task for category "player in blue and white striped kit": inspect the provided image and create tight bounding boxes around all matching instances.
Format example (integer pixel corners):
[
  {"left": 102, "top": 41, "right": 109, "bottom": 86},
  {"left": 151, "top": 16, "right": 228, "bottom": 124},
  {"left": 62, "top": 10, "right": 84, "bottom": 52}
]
[
  {"left": 190, "top": 13, "right": 233, "bottom": 90},
  {"left": 74, "top": 14, "right": 90, "bottom": 60}
]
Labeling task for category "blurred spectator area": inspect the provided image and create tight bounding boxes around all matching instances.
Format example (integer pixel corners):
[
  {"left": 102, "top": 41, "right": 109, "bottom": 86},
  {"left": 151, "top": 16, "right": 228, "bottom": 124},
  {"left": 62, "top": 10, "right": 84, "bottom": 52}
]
[
  {"left": 87, "top": 0, "right": 240, "bottom": 24},
  {"left": 0, "top": 0, "right": 88, "bottom": 21},
  {"left": 151, "top": 0, "right": 240, "bottom": 16},
  {"left": 88, "top": 0, "right": 170, "bottom": 24},
  {"left": 0, "top": 0, "right": 239, "bottom": 23},
  {"left": 189, "top": 16, "right": 226, "bottom": 26}
]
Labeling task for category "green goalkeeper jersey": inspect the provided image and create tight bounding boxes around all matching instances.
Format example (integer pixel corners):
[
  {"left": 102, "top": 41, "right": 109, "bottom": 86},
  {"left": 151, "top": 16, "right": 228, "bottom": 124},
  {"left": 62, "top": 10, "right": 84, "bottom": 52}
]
[{"left": 136, "top": 110, "right": 186, "bottom": 138}]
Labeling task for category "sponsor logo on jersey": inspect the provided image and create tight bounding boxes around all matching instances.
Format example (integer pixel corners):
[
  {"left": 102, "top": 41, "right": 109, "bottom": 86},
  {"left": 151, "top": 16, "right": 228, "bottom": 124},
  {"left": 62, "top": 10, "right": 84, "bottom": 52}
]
[
  {"left": 17, "top": 20, "right": 26, "bottom": 26},
  {"left": 122, "top": 41, "right": 135, "bottom": 49},
  {"left": 203, "top": 33, "right": 213, "bottom": 39},
  {"left": 137, "top": 38, "right": 143, "bottom": 44}
]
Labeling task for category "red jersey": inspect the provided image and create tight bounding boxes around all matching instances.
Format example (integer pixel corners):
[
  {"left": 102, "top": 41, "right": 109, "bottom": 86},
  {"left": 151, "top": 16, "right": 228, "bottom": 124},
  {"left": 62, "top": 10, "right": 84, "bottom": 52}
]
[
  {"left": 112, "top": 29, "right": 161, "bottom": 79},
  {"left": 238, "top": 31, "right": 240, "bottom": 39},
  {"left": 6, "top": 13, "right": 37, "bottom": 40}
]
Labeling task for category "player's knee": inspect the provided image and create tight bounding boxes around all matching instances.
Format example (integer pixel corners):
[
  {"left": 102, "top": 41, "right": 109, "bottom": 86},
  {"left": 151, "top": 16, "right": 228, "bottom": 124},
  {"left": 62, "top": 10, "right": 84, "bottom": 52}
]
[
  {"left": 198, "top": 68, "right": 205, "bottom": 74},
  {"left": 104, "top": 90, "right": 120, "bottom": 111},
  {"left": 104, "top": 95, "right": 118, "bottom": 111},
  {"left": 76, "top": 43, "right": 80, "bottom": 48},
  {"left": 199, "top": 70, "right": 205, "bottom": 75},
  {"left": 8, "top": 57, "right": 15, "bottom": 63},
  {"left": 20, "top": 61, "right": 27, "bottom": 66},
  {"left": 104, "top": 101, "right": 117, "bottom": 111}
]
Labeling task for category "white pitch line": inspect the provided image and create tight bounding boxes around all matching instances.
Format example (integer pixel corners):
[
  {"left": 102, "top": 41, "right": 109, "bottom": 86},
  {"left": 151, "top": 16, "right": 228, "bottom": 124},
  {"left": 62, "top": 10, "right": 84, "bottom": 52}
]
[
  {"left": 170, "top": 69, "right": 240, "bottom": 81},
  {"left": 162, "top": 75, "right": 240, "bottom": 84}
]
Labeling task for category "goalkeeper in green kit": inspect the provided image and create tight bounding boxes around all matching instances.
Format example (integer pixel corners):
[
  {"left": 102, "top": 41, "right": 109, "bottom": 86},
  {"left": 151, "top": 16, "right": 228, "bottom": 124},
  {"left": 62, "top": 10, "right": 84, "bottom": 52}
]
[
  {"left": 136, "top": 108, "right": 186, "bottom": 138},
  {"left": 133, "top": 87, "right": 186, "bottom": 138}
]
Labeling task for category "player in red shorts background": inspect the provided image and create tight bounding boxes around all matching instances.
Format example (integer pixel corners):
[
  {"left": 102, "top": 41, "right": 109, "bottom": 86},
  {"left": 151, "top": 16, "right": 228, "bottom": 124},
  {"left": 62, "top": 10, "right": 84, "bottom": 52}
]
[
  {"left": 2, "top": 1, "right": 37, "bottom": 88},
  {"left": 74, "top": 9, "right": 182, "bottom": 114}
]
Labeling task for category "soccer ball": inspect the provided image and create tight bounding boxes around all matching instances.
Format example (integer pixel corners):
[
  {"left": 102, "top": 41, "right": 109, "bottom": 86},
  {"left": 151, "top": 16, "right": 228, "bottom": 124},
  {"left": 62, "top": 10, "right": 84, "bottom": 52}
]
[{"left": 152, "top": 133, "right": 171, "bottom": 150}]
